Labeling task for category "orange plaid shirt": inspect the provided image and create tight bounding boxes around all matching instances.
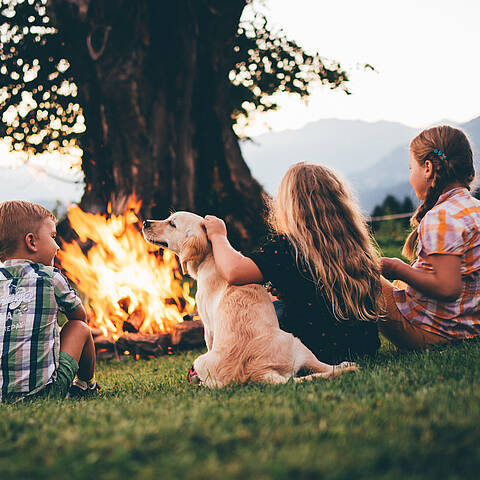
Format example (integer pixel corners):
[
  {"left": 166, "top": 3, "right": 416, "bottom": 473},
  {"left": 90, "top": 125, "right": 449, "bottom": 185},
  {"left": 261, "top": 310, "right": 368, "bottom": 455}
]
[{"left": 393, "top": 187, "right": 480, "bottom": 339}]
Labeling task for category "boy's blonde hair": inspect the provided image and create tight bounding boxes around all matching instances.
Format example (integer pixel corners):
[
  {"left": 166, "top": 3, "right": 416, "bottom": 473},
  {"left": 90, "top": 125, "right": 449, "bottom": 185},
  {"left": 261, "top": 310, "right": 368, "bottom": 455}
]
[
  {"left": 403, "top": 125, "right": 475, "bottom": 260},
  {"left": 0, "top": 200, "right": 56, "bottom": 261},
  {"left": 269, "top": 162, "right": 382, "bottom": 322}
]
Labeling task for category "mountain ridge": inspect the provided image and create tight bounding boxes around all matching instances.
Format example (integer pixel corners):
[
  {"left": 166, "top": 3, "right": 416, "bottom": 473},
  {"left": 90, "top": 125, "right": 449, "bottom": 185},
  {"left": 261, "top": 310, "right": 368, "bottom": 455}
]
[{"left": 242, "top": 116, "right": 480, "bottom": 214}]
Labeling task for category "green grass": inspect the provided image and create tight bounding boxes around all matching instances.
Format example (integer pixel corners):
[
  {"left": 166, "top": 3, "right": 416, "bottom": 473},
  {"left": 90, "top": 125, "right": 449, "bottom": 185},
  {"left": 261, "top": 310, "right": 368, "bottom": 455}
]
[
  {"left": 2, "top": 231, "right": 479, "bottom": 479},
  {"left": 373, "top": 223, "right": 410, "bottom": 260},
  {"left": 1, "top": 342, "right": 480, "bottom": 480}
]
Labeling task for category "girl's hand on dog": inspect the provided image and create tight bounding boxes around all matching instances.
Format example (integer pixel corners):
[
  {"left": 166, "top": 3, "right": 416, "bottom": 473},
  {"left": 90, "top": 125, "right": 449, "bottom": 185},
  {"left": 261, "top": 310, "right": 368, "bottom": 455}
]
[
  {"left": 379, "top": 257, "right": 405, "bottom": 280},
  {"left": 266, "top": 283, "right": 281, "bottom": 300},
  {"left": 203, "top": 215, "right": 227, "bottom": 240}
]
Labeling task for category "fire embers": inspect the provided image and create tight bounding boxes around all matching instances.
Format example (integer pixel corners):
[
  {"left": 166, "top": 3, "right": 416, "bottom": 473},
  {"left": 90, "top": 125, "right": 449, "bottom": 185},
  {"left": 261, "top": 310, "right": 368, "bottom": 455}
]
[{"left": 57, "top": 198, "right": 197, "bottom": 338}]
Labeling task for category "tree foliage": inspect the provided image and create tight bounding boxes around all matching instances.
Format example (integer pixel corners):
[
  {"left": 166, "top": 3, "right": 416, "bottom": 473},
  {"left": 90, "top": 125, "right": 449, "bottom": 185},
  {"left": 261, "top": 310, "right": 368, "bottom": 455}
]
[
  {"left": 230, "top": 8, "right": 350, "bottom": 124},
  {"left": 0, "top": 0, "right": 350, "bottom": 156},
  {"left": 0, "top": 0, "right": 83, "bottom": 155},
  {"left": 370, "top": 194, "right": 415, "bottom": 241}
]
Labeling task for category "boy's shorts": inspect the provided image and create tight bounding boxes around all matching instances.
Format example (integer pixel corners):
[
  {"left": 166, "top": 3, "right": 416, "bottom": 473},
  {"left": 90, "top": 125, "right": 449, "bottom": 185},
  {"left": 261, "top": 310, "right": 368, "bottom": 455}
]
[
  {"left": 45, "top": 351, "right": 79, "bottom": 398},
  {"left": 28, "top": 352, "right": 79, "bottom": 400}
]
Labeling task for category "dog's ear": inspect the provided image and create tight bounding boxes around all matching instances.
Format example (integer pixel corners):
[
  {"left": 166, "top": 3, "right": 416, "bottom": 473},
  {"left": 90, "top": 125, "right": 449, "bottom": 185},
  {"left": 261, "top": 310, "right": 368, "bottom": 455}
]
[{"left": 180, "top": 233, "right": 208, "bottom": 276}]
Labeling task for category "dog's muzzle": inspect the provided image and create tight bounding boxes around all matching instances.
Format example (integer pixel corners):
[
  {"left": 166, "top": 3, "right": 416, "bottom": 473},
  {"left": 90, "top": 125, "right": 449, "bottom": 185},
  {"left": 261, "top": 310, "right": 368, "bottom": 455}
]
[{"left": 187, "top": 365, "right": 202, "bottom": 385}]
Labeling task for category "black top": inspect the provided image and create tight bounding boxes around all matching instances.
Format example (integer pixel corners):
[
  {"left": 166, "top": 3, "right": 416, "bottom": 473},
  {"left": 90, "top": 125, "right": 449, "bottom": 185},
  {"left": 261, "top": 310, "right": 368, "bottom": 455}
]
[{"left": 248, "top": 234, "right": 380, "bottom": 363}]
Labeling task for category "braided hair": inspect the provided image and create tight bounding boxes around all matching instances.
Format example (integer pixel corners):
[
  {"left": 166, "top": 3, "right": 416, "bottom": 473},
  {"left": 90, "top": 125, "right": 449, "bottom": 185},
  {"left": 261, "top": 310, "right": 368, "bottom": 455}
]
[{"left": 403, "top": 125, "right": 475, "bottom": 260}]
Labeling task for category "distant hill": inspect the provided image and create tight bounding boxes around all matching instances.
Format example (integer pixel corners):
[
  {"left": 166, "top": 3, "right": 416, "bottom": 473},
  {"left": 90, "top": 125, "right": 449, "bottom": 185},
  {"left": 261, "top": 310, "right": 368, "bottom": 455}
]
[
  {"left": 463, "top": 116, "right": 480, "bottom": 151},
  {"left": 242, "top": 116, "right": 480, "bottom": 214},
  {"left": 241, "top": 119, "right": 417, "bottom": 196},
  {"left": 350, "top": 117, "right": 480, "bottom": 213}
]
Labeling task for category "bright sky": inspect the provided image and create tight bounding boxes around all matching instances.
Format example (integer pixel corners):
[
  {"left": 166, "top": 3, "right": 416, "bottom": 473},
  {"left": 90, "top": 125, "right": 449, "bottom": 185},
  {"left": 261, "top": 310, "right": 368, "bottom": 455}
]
[
  {"left": 2, "top": 0, "right": 479, "bottom": 168},
  {"left": 241, "top": 0, "right": 480, "bottom": 136}
]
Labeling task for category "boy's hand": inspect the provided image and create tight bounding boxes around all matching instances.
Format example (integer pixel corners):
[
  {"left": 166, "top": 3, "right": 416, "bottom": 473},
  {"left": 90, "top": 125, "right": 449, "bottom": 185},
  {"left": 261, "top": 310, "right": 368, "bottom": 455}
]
[
  {"left": 203, "top": 215, "right": 227, "bottom": 240},
  {"left": 379, "top": 257, "right": 404, "bottom": 280}
]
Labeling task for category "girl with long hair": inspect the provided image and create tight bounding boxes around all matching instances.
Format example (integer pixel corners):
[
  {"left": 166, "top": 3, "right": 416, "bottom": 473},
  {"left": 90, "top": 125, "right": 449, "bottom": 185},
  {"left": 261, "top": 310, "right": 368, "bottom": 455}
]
[
  {"left": 203, "top": 162, "right": 382, "bottom": 363},
  {"left": 380, "top": 125, "right": 480, "bottom": 348}
]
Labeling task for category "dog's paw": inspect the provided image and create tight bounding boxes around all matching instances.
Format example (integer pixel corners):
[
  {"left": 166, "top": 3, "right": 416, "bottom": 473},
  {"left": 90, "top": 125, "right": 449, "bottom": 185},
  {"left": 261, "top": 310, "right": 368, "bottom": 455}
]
[{"left": 187, "top": 366, "right": 202, "bottom": 386}]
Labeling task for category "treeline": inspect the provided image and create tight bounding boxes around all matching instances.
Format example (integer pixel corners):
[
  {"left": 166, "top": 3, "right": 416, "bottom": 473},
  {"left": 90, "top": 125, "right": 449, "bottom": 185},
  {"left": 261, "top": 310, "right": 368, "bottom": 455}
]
[
  {"left": 370, "top": 195, "right": 415, "bottom": 241},
  {"left": 370, "top": 195, "right": 414, "bottom": 224}
]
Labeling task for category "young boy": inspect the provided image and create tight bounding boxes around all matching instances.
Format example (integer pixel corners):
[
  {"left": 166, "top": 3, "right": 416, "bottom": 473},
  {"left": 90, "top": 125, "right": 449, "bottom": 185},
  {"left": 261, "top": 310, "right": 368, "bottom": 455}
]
[{"left": 0, "top": 200, "right": 98, "bottom": 402}]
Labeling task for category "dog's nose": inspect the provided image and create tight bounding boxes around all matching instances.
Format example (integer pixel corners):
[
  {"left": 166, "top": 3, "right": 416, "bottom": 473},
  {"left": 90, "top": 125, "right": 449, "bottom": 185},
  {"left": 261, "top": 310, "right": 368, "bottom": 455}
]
[{"left": 143, "top": 220, "right": 151, "bottom": 229}]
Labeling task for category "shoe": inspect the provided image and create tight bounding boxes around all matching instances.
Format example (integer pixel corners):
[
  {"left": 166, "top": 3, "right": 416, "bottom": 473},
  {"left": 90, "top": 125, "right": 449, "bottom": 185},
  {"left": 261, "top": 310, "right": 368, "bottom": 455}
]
[{"left": 69, "top": 379, "right": 101, "bottom": 398}]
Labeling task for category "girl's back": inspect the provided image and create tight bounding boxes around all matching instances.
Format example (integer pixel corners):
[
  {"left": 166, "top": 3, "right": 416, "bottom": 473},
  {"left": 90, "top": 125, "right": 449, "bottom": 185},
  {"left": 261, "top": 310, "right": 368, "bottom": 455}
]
[{"left": 249, "top": 233, "right": 380, "bottom": 363}]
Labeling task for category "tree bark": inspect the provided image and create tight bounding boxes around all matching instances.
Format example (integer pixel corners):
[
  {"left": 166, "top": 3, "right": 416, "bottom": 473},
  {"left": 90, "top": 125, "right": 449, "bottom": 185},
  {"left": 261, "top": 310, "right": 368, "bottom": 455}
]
[{"left": 48, "top": 0, "right": 267, "bottom": 250}]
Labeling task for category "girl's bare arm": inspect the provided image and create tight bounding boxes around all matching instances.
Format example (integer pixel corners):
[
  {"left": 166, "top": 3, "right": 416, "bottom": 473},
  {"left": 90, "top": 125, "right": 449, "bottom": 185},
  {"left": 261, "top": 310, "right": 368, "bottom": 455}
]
[
  {"left": 202, "top": 215, "right": 263, "bottom": 285},
  {"left": 381, "top": 254, "right": 462, "bottom": 302}
]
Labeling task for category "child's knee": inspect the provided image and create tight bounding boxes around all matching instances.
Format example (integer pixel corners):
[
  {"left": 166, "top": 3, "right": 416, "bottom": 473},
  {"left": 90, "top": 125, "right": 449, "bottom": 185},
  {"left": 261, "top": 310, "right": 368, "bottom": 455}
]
[{"left": 61, "top": 320, "right": 92, "bottom": 342}]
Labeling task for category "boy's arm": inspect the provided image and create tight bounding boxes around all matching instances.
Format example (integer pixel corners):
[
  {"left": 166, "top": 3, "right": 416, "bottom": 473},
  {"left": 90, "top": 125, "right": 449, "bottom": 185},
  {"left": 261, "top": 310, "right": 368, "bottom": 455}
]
[
  {"left": 381, "top": 255, "right": 462, "bottom": 302},
  {"left": 53, "top": 270, "right": 86, "bottom": 320},
  {"left": 203, "top": 215, "right": 263, "bottom": 285},
  {"left": 65, "top": 304, "right": 88, "bottom": 322}
]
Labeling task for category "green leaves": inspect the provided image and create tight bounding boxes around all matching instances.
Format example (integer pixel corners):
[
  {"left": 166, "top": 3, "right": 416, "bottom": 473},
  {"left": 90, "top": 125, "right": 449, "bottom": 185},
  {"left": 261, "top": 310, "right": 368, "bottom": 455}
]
[
  {"left": 0, "top": 0, "right": 83, "bottom": 155},
  {"left": 229, "top": 8, "right": 350, "bottom": 127}
]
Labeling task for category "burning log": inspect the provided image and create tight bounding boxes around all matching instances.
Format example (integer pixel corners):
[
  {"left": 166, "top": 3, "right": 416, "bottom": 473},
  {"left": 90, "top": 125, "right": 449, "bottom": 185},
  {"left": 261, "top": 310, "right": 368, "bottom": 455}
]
[
  {"left": 93, "top": 319, "right": 205, "bottom": 359},
  {"left": 171, "top": 320, "right": 205, "bottom": 350},
  {"left": 90, "top": 328, "right": 103, "bottom": 338},
  {"left": 58, "top": 199, "right": 201, "bottom": 355},
  {"left": 93, "top": 335, "right": 117, "bottom": 360},
  {"left": 94, "top": 335, "right": 116, "bottom": 349},
  {"left": 118, "top": 297, "right": 131, "bottom": 313},
  {"left": 122, "top": 308, "right": 145, "bottom": 333},
  {"left": 116, "top": 333, "right": 170, "bottom": 357},
  {"left": 57, "top": 199, "right": 198, "bottom": 338}
]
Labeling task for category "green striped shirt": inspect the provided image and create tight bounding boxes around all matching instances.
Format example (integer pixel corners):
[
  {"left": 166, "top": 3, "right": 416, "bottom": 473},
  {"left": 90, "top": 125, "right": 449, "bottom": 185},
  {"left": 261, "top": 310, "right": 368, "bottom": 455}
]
[{"left": 0, "top": 260, "right": 82, "bottom": 401}]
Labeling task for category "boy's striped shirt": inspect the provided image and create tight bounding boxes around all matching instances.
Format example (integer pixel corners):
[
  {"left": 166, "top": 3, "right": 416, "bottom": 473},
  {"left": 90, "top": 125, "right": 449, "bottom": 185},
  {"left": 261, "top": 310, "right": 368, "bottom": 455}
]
[
  {"left": 394, "top": 188, "right": 480, "bottom": 339},
  {"left": 0, "top": 260, "right": 82, "bottom": 400}
]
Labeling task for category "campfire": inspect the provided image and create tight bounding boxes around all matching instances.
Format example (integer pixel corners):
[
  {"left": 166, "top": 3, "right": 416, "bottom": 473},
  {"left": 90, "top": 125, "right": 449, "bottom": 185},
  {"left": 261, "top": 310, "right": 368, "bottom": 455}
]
[{"left": 57, "top": 198, "right": 204, "bottom": 358}]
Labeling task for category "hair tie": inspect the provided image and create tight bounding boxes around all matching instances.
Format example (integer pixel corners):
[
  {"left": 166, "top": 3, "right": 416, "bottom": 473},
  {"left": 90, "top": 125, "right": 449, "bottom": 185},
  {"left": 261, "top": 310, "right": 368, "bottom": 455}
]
[{"left": 433, "top": 148, "right": 447, "bottom": 160}]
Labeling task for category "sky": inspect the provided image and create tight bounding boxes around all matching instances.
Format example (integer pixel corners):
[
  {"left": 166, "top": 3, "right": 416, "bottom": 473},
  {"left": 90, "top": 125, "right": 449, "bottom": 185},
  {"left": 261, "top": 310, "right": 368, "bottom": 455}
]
[
  {"left": 240, "top": 0, "right": 480, "bottom": 136},
  {"left": 1, "top": 0, "right": 480, "bottom": 178}
]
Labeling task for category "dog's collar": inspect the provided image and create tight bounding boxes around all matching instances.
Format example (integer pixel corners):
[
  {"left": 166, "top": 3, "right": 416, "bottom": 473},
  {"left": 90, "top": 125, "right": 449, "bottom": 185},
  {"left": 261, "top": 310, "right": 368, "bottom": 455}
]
[{"left": 187, "top": 365, "right": 202, "bottom": 385}]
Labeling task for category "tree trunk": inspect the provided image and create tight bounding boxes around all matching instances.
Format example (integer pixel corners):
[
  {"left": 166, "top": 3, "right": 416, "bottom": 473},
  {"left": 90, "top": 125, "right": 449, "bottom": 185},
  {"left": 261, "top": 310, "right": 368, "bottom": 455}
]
[{"left": 48, "top": 0, "right": 267, "bottom": 250}]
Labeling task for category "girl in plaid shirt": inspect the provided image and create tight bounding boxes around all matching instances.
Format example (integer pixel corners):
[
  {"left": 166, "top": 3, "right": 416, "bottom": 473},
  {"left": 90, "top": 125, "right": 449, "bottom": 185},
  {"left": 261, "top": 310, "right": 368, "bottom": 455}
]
[{"left": 380, "top": 125, "right": 480, "bottom": 348}]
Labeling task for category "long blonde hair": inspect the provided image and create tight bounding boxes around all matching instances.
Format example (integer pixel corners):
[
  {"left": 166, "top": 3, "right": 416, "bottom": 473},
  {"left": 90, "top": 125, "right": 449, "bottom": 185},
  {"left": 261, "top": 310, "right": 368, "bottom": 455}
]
[
  {"left": 403, "top": 126, "right": 475, "bottom": 260},
  {"left": 270, "top": 163, "right": 382, "bottom": 321}
]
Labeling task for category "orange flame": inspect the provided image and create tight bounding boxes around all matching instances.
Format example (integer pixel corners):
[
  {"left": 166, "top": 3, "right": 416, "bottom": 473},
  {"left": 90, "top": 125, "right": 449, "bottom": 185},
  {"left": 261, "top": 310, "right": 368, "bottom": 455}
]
[{"left": 57, "top": 198, "right": 196, "bottom": 338}]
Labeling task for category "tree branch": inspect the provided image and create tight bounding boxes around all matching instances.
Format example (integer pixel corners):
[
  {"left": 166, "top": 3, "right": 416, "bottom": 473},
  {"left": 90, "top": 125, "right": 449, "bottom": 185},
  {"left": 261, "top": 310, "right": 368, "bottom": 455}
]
[{"left": 86, "top": 25, "right": 111, "bottom": 61}]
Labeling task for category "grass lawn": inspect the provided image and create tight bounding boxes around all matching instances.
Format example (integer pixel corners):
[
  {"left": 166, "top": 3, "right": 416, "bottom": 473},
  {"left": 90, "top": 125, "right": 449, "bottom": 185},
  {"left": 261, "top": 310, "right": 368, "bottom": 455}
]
[
  {"left": 2, "top": 233, "right": 480, "bottom": 479},
  {"left": 1, "top": 342, "right": 480, "bottom": 479}
]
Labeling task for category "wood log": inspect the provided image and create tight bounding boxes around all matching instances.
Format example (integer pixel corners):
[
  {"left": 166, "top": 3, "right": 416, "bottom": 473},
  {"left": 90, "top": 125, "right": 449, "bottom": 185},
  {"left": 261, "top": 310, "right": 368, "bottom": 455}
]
[
  {"left": 116, "top": 333, "right": 170, "bottom": 357},
  {"left": 122, "top": 308, "right": 145, "bottom": 333},
  {"left": 94, "top": 335, "right": 116, "bottom": 350},
  {"left": 93, "top": 335, "right": 117, "bottom": 360},
  {"left": 170, "top": 320, "right": 205, "bottom": 349},
  {"left": 95, "top": 349, "right": 117, "bottom": 360}
]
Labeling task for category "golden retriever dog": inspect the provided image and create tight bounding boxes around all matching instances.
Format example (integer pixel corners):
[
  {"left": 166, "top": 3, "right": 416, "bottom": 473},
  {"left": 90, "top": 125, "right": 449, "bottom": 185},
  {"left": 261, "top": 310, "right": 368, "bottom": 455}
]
[{"left": 142, "top": 212, "right": 357, "bottom": 387}]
